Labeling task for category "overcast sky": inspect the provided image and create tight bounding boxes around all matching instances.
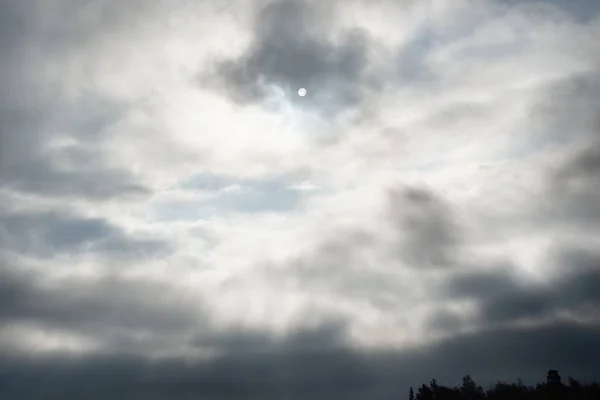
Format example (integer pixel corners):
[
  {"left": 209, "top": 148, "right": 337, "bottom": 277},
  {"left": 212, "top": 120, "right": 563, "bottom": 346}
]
[{"left": 1, "top": 0, "right": 600, "bottom": 399}]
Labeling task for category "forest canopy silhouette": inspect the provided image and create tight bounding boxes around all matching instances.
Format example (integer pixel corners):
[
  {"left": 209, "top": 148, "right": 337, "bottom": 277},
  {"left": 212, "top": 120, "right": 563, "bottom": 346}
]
[{"left": 407, "top": 370, "right": 600, "bottom": 400}]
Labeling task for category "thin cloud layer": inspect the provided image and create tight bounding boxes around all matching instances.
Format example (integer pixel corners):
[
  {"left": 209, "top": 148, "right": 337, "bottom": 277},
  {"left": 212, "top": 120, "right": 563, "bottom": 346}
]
[{"left": 1, "top": 0, "right": 600, "bottom": 399}]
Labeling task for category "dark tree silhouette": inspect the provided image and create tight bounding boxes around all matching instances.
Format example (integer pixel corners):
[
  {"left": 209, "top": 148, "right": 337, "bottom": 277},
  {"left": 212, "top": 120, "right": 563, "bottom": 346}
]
[
  {"left": 458, "top": 374, "right": 485, "bottom": 400},
  {"left": 546, "top": 369, "right": 565, "bottom": 400},
  {"left": 407, "top": 370, "right": 600, "bottom": 400},
  {"left": 547, "top": 370, "right": 562, "bottom": 386},
  {"left": 417, "top": 383, "right": 434, "bottom": 400}
]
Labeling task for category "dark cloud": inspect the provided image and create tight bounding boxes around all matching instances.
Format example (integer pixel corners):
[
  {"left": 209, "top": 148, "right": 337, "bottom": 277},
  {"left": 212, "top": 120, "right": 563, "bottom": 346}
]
[
  {"left": 205, "top": 0, "right": 372, "bottom": 114},
  {"left": 1, "top": 211, "right": 115, "bottom": 252},
  {"left": 388, "top": 187, "right": 462, "bottom": 269},
  {"left": 426, "top": 310, "right": 465, "bottom": 334},
  {"left": 554, "top": 246, "right": 600, "bottom": 275},
  {"left": 440, "top": 249, "right": 600, "bottom": 325},
  {"left": 0, "top": 210, "right": 169, "bottom": 258},
  {"left": 2, "top": 320, "right": 600, "bottom": 400},
  {"left": 190, "top": 328, "right": 274, "bottom": 355},
  {"left": 443, "top": 266, "right": 520, "bottom": 300},
  {"left": 424, "top": 322, "right": 600, "bottom": 382},
  {"left": 0, "top": 265, "right": 199, "bottom": 348},
  {"left": 191, "top": 319, "right": 349, "bottom": 356},
  {"left": 482, "top": 290, "right": 556, "bottom": 324}
]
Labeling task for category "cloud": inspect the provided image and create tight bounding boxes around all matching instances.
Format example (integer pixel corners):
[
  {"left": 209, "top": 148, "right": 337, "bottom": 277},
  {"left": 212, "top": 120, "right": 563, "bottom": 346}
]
[
  {"left": 2, "top": 0, "right": 600, "bottom": 398},
  {"left": 542, "top": 135, "right": 600, "bottom": 233},
  {"left": 205, "top": 0, "right": 374, "bottom": 114},
  {"left": 439, "top": 248, "right": 600, "bottom": 326},
  {"left": 0, "top": 264, "right": 201, "bottom": 357},
  {"left": 388, "top": 187, "right": 463, "bottom": 269},
  {"left": 2, "top": 321, "right": 600, "bottom": 400},
  {"left": 500, "top": 0, "right": 600, "bottom": 22},
  {"left": 442, "top": 265, "right": 519, "bottom": 300},
  {"left": 0, "top": 210, "right": 169, "bottom": 258},
  {"left": 0, "top": 2, "right": 149, "bottom": 201},
  {"left": 190, "top": 318, "right": 349, "bottom": 356}
]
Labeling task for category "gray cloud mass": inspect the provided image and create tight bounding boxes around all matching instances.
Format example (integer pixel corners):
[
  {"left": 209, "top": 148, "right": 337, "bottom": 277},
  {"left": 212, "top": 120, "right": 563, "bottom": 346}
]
[{"left": 205, "top": 0, "right": 374, "bottom": 115}]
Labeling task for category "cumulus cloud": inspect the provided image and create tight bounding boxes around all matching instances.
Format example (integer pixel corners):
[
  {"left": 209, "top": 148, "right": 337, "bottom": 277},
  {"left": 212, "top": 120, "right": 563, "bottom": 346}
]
[{"left": 1, "top": 0, "right": 600, "bottom": 398}]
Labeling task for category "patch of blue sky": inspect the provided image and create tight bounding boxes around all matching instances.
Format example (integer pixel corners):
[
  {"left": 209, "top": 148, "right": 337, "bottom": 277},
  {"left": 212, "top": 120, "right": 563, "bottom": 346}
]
[{"left": 152, "top": 173, "right": 324, "bottom": 221}]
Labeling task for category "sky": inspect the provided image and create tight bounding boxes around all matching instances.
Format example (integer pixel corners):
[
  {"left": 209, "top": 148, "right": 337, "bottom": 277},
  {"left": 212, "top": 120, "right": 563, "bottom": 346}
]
[{"left": 1, "top": 0, "right": 600, "bottom": 399}]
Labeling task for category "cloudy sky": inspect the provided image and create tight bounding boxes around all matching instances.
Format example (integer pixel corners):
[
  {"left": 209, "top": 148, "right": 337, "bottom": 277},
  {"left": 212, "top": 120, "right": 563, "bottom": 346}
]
[{"left": 1, "top": 0, "right": 600, "bottom": 398}]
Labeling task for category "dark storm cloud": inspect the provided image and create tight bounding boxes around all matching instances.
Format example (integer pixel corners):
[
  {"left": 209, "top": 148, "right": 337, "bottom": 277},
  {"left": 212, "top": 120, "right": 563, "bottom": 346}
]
[
  {"left": 191, "top": 318, "right": 349, "bottom": 355},
  {"left": 389, "top": 187, "right": 462, "bottom": 269},
  {"left": 0, "top": 210, "right": 169, "bottom": 258},
  {"left": 2, "top": 320, "right": 600, "bottom": 400},
  {"left": 206, "top": 0, "right": 372, "bottom": 114},
  {"left": 439, "top": 249, "right": 600, "bottom": 325},
  {"left": 425, "top": 309, "right": 466, "bottom": 335},
  {"left": 443, "top": 266, "right": 519, "bottom": 300},
  {"left": 424, "top": 322, "right": 600, "bottom": 382},
  {"left": 190, "top": 327, "right": 274, "bottom": 354},
  {"left": 555, "top": 246, "right": 600, "bottom": 275},
  {"left": 0, "top": 265, "right": 198, "bottom": 342}
]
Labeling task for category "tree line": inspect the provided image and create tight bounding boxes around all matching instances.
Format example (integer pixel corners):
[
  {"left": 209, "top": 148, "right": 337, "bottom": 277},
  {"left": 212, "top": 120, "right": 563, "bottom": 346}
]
[{"left": 407, "top": 370, "right": 600, "bottom": 400}]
